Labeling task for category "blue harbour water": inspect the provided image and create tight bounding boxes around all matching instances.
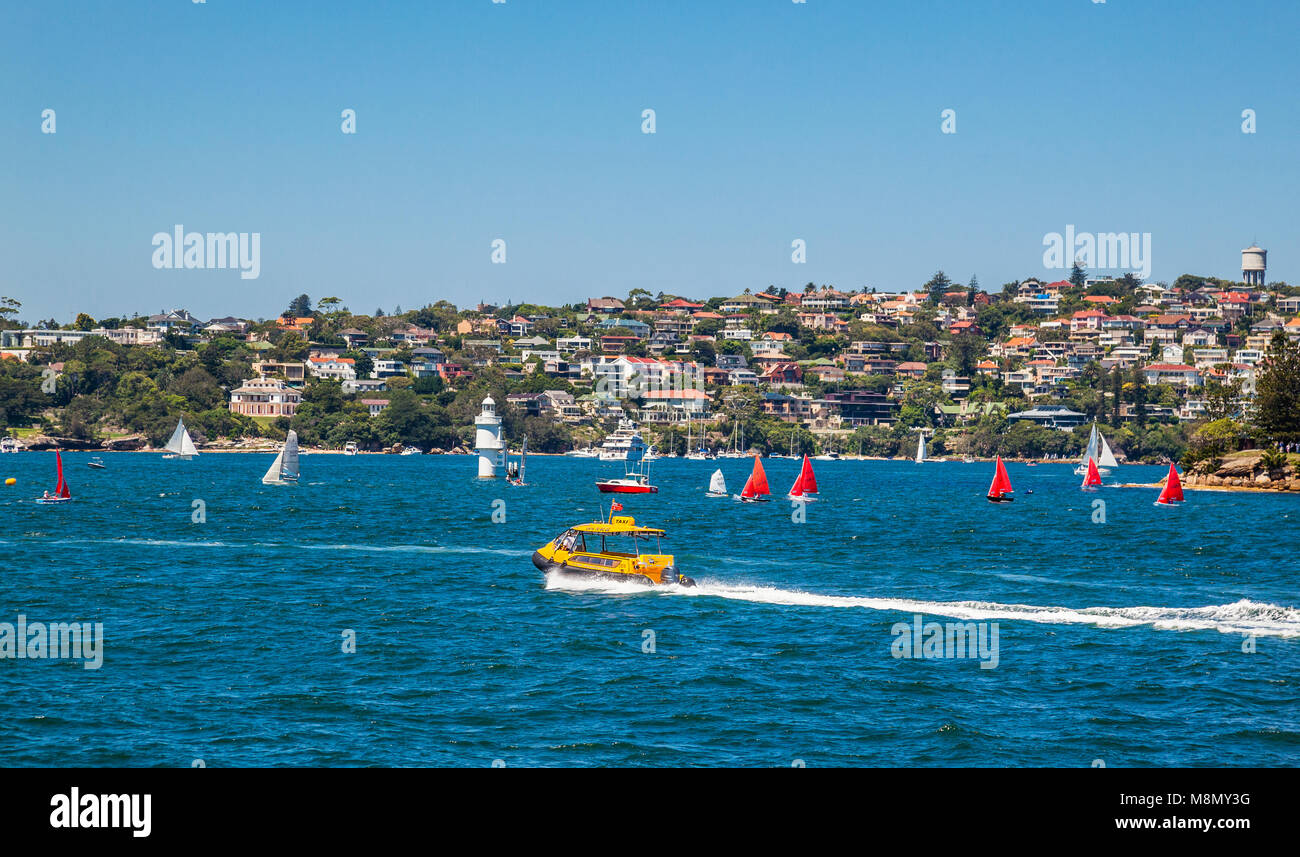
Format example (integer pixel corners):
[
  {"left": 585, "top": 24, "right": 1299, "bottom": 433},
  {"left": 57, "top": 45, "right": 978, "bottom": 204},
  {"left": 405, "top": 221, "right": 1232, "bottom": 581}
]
[{"left": 1, "top": 452, "right": 1297, "bottom": 767}]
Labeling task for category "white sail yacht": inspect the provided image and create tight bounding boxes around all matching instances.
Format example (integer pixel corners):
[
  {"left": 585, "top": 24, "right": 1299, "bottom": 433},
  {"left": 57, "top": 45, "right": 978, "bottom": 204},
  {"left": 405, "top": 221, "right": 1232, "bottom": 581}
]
[
  {"left": 262, "top": 430, "right": 301, "bottom": 485},
  {"left": 162, "top": 418, "right": 198, "bottom": 460}
]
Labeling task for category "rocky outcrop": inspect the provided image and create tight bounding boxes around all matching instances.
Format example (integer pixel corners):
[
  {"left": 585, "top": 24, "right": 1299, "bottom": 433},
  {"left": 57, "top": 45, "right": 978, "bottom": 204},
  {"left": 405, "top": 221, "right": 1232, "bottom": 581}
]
[
  {"left": 1181, "top": 452, "right": 1297, "bottom": 492},
  {"left": 22, "top": 435, "right": 104, "bottom": 451},
  {"left": 104, "top": 435, "right": 147, "bottom": 451}
]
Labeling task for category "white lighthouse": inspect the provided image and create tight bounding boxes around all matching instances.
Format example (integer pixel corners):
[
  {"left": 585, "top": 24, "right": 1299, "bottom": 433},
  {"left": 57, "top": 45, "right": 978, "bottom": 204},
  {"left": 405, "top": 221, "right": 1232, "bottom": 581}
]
[{"left": 474, "top": 396, "right": 505, "bottom": 478}]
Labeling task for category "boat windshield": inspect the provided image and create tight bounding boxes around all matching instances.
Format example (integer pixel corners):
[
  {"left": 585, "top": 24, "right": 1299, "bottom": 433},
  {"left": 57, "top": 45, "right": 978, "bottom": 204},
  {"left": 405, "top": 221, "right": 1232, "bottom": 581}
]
[
  {"left": 595, "top": 532, "right": 663, "bottom": 556},
  {"left": 560, "top": 527, "right": 665, "bottom": 556},
  {"left": 554, "top": 529, "right": 587, "bottom": 553}
]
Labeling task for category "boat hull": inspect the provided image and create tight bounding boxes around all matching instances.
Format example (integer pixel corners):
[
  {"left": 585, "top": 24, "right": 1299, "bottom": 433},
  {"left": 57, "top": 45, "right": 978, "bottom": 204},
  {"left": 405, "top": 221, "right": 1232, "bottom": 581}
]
[
  {"left": 595, "top": 481, "right": 657, "bottom": 494},
  {"left": 532, "top": 551, "right": 692, "bottom": 586},
  {"left": 986, "top": 495, "right": 1014, "bottom": 503}
]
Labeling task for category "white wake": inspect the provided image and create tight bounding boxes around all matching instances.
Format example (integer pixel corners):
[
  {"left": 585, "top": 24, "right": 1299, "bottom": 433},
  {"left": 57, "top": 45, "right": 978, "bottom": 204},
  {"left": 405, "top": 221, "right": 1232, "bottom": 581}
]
[{"left": 545, "top": 574, "right": 1300, "bottom": 639}]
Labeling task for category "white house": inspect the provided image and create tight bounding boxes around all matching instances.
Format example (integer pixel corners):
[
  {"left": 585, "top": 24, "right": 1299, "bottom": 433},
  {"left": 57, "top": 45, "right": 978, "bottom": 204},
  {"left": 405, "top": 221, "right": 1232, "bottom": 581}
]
[
  {"left": 307, "top": 355, "right": 358, "bottom": 382},
  {"left": 1143, "top": 363, "right": 1202, "bottom": 388}
]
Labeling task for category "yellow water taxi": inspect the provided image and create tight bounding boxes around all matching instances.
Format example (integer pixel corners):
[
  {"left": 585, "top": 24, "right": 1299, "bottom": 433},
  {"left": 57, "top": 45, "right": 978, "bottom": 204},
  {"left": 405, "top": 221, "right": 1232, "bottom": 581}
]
[{"left": 533, "top": 515, "right": 695, "bottom": 586}]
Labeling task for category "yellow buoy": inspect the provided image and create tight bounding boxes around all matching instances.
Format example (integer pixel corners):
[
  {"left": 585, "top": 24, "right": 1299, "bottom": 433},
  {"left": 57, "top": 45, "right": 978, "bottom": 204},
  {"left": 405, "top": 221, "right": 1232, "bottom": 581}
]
[{"left": 4, "top": 478, "right": 15, "bottom": 486}]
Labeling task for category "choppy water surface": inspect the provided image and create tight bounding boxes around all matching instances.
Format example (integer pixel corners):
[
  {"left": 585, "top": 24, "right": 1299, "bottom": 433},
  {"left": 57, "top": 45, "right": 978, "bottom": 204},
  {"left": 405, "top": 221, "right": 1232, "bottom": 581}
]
[{"left": 1, "top": 452, "right": 1296, "bottom": 766}]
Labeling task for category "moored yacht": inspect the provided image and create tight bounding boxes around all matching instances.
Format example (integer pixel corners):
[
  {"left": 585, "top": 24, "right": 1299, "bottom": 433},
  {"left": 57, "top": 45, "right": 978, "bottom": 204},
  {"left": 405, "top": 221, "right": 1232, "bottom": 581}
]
[
  {"left": 598, "top": 418, "right": 645, "bottom": 461},
  {"left": 596, "top": 431, "right": 657, "bottom": 493},
  {"left": 1075, "top": 422, "right": 1118, "bottom": 476}
]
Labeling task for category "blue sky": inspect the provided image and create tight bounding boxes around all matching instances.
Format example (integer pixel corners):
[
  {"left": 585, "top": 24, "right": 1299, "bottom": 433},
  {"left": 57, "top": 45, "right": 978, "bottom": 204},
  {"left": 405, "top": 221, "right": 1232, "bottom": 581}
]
[{"left": 2, "top": 0, "right": 1297, "bottom": 323}]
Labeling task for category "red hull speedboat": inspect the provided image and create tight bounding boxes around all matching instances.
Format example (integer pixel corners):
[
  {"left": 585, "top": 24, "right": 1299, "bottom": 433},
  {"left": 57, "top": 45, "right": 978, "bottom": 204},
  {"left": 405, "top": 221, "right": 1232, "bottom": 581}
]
[{"left": 596, "top": 478, "right": 658, "bottom": 494}]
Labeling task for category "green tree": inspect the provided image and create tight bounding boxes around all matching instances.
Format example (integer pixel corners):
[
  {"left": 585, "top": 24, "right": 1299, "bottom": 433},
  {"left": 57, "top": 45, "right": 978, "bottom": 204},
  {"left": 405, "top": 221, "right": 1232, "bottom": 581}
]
[
  {"left": 269, "top": 332, "right": 309, "bottom": 361},
  {"left": 1254, "top": 332, "right": 1300, "bottom": 443},
  {"left": 0, "top": 296, "right": 21, "bottom": 327},
  {"left": 287, "top": 294, "right": 313, "bottom": 317},
  {"left": 345, "top": 350, "right": 374, "bottom": 379},
  {"left": 924, "top": 271, "right": 953, "bottom": 305},
  {"left": 1069, "top": 261, "right": 1087, "bottom": 288},
  {"left": 626, "top": 288, "right": 652, "bottom": 311},
  {"left": 377, "top": 389, "right": 439, "bottom": 448},
  {"left": 1131, "top": 366, "right": 1147, "bottom": 428},
  {"left": 1184, "top": 418, "right": 1244, "bottom": 471},
  {"left": 1110, "top": 367, "right": 1122, "bottom": 425},
  {"left": 898, "top": 381, "right": 948, "bottom": 428},
  {"left": 946, "top": 333, "right": 985, "bottom": 377},
  {"left": 1203, "top": 378, "right": 1243, "bottom": 422}
]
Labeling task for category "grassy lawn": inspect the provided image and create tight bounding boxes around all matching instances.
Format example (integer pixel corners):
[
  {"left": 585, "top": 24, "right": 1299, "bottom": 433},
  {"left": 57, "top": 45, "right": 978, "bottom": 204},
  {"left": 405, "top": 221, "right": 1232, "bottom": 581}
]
[{"left": 1223, "top": 448, "right": 1300, "bottom": 466}]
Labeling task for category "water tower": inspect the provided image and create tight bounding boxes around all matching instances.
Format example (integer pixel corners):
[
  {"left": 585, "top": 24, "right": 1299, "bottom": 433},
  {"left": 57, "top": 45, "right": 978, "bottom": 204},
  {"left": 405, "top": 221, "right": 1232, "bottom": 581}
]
[
  {"left": 474, "top": 397, "right": 504, "bottom": 478},
  {"left": 1242, "top": 244, "right": 1267, "bottom": 286}
]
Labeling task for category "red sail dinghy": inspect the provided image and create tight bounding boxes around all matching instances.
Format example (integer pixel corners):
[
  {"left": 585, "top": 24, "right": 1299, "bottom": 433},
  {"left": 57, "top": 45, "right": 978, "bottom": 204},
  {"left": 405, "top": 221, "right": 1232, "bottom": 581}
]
[
  {"left": 1155, "top": 462, "right": 1185, "bottom": 505},
  {"left": 736, "top": 454, "right": 772, "bottom": 502},
  {"left": 787, "top": 454, "right": 819, "bottom": 501},
  {"left": 35, "top": 450, "right": 73, "bottom": 504},
  {"left": 1081, "top": 457, "right": 1102, "bottom": 490},
  {"left": 986, "top": 455, "right": 1014, "bottom": 503}
]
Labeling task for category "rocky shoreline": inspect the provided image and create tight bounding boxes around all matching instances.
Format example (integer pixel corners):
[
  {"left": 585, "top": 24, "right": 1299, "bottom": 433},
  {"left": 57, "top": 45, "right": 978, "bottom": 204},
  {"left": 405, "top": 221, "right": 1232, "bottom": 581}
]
[{"left": 1126, "top": 450, "right": 1300, "bottom": 494}]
